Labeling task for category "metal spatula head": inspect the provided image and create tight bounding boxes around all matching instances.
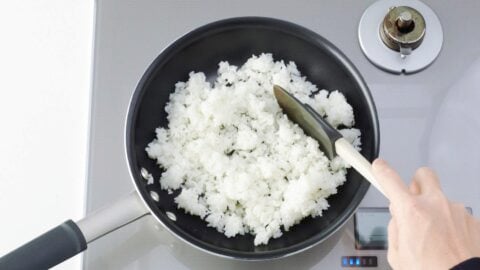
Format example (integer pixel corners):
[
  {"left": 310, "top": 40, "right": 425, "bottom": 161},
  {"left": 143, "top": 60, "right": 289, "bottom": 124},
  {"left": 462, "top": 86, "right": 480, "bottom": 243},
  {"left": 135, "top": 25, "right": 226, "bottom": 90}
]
[{"left": 273, "top": 85, "right": 342, "bottom": 160}]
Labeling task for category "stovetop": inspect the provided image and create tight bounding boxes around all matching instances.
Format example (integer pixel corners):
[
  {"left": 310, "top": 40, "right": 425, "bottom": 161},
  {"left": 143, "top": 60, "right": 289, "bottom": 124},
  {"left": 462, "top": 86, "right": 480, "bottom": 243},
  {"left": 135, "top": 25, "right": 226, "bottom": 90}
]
[{"left": 84, "top": 0, "right": 480, "bottom": 269}]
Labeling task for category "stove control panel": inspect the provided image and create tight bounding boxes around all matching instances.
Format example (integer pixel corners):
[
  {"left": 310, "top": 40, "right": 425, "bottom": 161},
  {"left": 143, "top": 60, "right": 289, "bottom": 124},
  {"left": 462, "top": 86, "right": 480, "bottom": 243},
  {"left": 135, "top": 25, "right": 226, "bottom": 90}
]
[
  {"left": 336, "top": 208, "right": 390, "bottom": 269},
  {"left": 354, "top": 208, "right": 390, "bottom": 250},
  {"left": 342, "top": 207, "right": 473, "bottom": 269},
  {"left": 342, "top": 256, "right": 378, "bottom": 267}
]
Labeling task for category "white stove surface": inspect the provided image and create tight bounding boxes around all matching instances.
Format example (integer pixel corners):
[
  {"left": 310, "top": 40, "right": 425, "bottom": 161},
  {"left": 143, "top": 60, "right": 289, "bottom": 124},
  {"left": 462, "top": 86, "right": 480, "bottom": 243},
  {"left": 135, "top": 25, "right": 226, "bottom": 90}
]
[{"left": 84, "top": 0, "right": 480, "bottom": 269}]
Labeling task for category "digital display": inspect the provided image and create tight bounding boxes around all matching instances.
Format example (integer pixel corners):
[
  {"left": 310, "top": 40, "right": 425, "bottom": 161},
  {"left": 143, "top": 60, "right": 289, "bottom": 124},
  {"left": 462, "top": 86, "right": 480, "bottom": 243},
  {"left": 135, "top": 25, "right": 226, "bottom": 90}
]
[{"left": 354, "top": 208, "right": 390, "bottom": 250}]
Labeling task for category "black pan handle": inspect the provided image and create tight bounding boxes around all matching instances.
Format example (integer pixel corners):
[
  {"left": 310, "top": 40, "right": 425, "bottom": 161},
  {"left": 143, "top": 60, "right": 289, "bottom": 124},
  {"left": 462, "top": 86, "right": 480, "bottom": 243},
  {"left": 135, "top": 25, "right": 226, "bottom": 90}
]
[
  {"left": 0, "top": 192, "right": 149, "bottom": 269},
  {"left": 0, "top": 220, "right": 86, "bottom": 270}
]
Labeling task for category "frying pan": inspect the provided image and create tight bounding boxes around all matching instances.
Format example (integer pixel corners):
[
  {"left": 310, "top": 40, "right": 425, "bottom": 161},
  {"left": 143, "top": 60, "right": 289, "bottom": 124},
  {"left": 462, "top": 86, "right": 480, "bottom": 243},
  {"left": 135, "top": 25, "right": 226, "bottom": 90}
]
[{"left": 0, "top": 17, "right": 379, "bottom": 269}]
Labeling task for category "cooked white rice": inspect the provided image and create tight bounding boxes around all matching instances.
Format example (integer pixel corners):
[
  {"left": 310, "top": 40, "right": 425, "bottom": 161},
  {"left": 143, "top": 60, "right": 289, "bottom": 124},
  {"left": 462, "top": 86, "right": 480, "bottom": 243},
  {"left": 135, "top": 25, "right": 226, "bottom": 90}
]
[{"left": 146, "top": 53, "right": 361, "bottom": 245}]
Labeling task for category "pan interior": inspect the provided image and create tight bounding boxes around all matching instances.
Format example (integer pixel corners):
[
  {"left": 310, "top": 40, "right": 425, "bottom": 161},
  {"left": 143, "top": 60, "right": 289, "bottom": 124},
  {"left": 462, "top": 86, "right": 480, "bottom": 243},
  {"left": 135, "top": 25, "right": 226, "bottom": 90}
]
[{"left": 126, "top": 17, "right": 378, "bottom": 259}]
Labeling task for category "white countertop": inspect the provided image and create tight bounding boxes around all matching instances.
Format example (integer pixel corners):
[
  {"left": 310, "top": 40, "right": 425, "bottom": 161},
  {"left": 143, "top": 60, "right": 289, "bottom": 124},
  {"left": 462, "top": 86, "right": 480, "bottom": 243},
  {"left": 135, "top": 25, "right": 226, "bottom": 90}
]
[{"left": 0, "top": 1, "right": 94, "bottom": 269}]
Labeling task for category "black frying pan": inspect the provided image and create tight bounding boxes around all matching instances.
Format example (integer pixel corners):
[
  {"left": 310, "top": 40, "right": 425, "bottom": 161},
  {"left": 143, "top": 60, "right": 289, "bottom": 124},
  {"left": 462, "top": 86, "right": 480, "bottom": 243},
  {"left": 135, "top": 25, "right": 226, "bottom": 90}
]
[{"left": 0, "top": 17, "right": 379, "bottom": 269}]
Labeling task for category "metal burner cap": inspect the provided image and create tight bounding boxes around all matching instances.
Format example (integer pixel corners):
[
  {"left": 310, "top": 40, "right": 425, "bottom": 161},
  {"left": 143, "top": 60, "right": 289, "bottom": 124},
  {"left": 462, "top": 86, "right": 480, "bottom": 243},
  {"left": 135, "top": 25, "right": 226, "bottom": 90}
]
[
  {"left": 380, "top": 6, "right": 426, "bottom": 55},
  {"left": 358, "top": 0, "right": 443, "bottom": 74}
]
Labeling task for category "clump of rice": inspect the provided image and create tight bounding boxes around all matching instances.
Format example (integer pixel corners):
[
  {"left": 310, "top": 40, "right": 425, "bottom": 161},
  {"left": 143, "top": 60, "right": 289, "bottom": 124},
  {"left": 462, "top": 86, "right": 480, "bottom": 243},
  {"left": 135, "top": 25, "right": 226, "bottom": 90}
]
[{"left": 146, "top": 53, "right": 361, "bottom": 245}]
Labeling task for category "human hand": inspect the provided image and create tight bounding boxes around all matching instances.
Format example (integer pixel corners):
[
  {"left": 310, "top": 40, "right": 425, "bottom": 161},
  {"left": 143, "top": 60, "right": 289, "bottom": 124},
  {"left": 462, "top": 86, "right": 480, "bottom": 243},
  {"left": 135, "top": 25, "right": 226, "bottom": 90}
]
[{"left": 372, "top": 159, "right": 480, "bottom": 270}]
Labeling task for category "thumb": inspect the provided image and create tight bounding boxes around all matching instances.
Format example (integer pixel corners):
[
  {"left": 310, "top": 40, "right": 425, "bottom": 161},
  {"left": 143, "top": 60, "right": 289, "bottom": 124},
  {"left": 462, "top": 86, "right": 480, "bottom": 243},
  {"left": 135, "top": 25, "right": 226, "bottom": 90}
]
[{"left": 372, "top": 159, "right": 410, "bottom": 203}]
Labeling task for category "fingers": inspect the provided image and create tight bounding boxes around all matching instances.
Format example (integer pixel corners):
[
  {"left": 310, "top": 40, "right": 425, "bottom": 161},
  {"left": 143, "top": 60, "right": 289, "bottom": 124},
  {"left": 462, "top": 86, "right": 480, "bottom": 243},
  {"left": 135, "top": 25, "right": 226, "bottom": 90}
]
[
  {"left": 412, "top": 167, "right": 441, "bottom": 194},
  {"left": 409, "top": 179, "right": 421, "bottom": 195},
  {"left": 387, "top": 217, "right": 398, "bottom": 250},
  {"left": 451, "top": 202, "right": 470, "bottom": 221},
  {"left": 372, "top": 159, "right": 410, "bottom": 203},
  {"left": 387, "top": 218, "right": 399, "bottom": 269}
]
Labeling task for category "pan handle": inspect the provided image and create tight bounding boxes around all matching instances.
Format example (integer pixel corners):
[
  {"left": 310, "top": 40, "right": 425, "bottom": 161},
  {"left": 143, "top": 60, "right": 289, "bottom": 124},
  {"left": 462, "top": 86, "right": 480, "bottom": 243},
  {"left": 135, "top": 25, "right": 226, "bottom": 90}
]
[
  {"left": 76, "top": 191, "right": 150, "bottom": 243},
  {"left": 0, "top": 220, "right": 86, "bottom": 270},
  {"left": 0, "top": 191, "right": 149, "bottom": 269}
]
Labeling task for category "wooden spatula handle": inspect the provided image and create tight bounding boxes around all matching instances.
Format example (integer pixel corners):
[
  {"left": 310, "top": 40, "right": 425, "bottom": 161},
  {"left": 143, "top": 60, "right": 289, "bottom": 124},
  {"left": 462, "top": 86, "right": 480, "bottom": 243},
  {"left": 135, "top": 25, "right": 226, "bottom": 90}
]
[{"left": 335, "top": 138, "right": 386, "bottom": 197}]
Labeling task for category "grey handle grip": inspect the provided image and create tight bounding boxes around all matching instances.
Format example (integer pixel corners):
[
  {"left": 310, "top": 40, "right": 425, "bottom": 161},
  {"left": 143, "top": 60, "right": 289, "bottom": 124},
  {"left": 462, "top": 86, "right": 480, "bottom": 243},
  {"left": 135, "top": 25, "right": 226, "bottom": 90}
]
[{"left": 0, "top": 220, "right": 87, "bottom": 270}]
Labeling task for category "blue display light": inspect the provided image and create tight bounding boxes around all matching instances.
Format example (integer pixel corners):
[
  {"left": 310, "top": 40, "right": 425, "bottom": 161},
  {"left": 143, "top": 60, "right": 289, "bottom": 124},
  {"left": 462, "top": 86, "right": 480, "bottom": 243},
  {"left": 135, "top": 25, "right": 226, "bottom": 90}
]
[{"left": 341, "top": 256, "right": 378, "bottom": 267}]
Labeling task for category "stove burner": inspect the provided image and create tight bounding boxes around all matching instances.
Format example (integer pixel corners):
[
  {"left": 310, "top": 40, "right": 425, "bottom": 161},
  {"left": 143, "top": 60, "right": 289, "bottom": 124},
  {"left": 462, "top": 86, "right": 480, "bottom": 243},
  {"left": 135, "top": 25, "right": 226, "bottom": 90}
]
[
  {"left": 380, "top": 6, "right": 426, "bottom": 55},
  {"left": 358, "top": 0, "right": 443, "bottom": 74}
]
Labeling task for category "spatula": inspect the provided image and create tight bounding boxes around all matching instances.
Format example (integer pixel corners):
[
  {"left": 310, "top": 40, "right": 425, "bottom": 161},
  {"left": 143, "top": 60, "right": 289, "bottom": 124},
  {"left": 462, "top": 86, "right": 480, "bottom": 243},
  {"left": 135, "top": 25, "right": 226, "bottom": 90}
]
[{"left": 273, "top": 85, "right": 385, "bottom": 197}]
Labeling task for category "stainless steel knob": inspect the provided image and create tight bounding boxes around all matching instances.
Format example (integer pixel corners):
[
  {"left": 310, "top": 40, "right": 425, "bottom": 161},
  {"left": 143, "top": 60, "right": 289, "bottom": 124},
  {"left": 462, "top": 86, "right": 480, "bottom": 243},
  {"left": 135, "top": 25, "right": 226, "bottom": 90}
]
[{"left": 380, "top": 6, "right": 426, "bottom": 55}]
